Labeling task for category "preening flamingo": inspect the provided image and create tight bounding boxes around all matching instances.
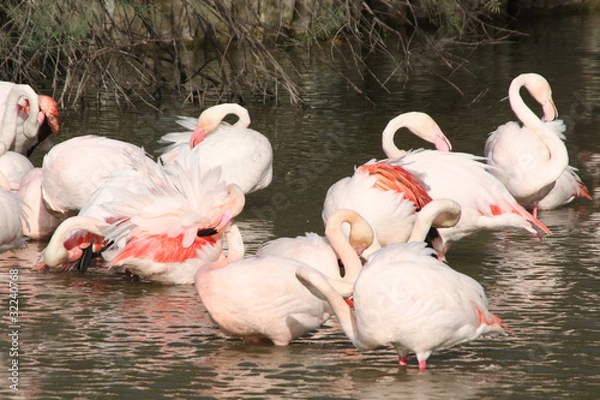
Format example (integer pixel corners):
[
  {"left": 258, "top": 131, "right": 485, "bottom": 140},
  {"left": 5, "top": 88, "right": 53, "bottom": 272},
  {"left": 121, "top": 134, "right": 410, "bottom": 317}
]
[
  {"left": 41, "top": 135, "right": 155, "bottom": 216},
  {"left": 322, "top": 158, "right": 432, "bottom": 256},
  {"left": 195, "top": 224, "right": 353, "bottom": 346},
  {"left": 257, "top": 209, "right": 374, "bottom": 283},
  {"left": 381, "top": 111, "right": 550, "bottom": 256},
  {"left": 296, "top": 199, "right": 508, "bottom": 371},
  {"left": 158, "top": 103, "right": 273, "bottom": 194},
  {"left": 39, "top": 151, "right": 246, "bottom": 284},
  {"left": 0, "top": 82, "right": 60, "bottom": 157},
  {"left": 485, "top": 73, "right": 570, "bottom": 216}
]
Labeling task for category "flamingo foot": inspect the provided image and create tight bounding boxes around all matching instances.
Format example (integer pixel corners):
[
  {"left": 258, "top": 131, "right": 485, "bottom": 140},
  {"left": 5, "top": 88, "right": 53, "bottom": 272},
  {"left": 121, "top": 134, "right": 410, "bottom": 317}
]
[
  {"left": 418, "top": 360, "right": 427, "bottom": 372},
  {"left": 399, "top": 356, "right": 408, "bottom": 366}
]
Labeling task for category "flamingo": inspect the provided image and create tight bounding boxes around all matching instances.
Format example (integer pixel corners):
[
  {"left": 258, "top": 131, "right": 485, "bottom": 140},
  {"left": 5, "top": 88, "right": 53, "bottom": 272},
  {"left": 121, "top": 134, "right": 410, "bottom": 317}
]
[
  {"left": 256, "top": 209, "right": 374, "bottom": 283},
  {"left": 40, "top": 135, "right": 155, "bottom": 216},
  {"left": 322, "top": 157, "right": 432, "bottom": 256},
  {"left": 194, "top": 224, "right": 354, "bottom": 346},
  {"left": 485, "top": 73, "right": 570, "bottom": 217},
  {"left": 158, "top": 103, "right": 273, "bottom": 194},
  {"left": 38, "top": 151, "right": 246, "bottom": 284},
  {"left": 0, "top": 151, "right": 34, "bottom": 191},
  {"left": 296, "top": 199, "right": 509, "bottom": 372},
  {"left": 0, "top": 82, "right": 60, "bottom": 157},
  {"left": 381, "top": 111, "right": 550, "bottom": 256}
]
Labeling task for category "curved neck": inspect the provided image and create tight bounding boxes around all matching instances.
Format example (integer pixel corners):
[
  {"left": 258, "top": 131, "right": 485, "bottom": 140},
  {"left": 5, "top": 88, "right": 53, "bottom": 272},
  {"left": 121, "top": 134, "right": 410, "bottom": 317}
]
[
  {"left": 0, "top": 84, "right": 40, "bottom": 155},
  {"left": 408, "top": 199, "right": 461, "bottom": 242},
  {"left": 381, "top": 112, "right": 451, "bottom": 159},
  {"left": 325, "top": 210, "right": 373, "bottom": 283},
  {"left": 509, "top": 77, "right": 569, "bottom": 185},
  {"left": 509, "top": 77, "right": 547, "bottom": 131},
  {"left": 42, "top": 216, "right": 108, "bottom": 268},
  {"left": 381, "top": 113, "right": 411, "bottom": 158}
]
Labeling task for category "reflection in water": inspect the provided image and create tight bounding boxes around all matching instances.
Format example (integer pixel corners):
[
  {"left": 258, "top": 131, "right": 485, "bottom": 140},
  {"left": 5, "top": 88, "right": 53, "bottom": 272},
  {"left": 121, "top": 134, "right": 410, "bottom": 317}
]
[{"left": 1, "top": 13, "right": 600, "bottom": 400}]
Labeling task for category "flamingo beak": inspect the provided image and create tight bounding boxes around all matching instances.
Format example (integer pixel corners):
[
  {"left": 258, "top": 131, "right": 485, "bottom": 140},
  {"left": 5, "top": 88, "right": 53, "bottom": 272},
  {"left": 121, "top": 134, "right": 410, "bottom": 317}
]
[
  {"left": 196, "top": 209, "right": 234, "bottom": 237},
  {"left": 189, "top": 125, "right": 206, "bottom": 148},
  {"left": 542, "top": 98, "right": 558, "bottom": 122},
  {"left": 433, "top": 126, "right": 452, "bottom": 152}
]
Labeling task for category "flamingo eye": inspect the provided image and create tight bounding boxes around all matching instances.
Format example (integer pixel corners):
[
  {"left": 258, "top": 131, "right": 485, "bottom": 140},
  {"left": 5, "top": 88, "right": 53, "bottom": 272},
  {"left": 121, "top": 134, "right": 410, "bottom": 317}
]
[{"left": 197, "top": 227, "right": 218, "bottom": 237}]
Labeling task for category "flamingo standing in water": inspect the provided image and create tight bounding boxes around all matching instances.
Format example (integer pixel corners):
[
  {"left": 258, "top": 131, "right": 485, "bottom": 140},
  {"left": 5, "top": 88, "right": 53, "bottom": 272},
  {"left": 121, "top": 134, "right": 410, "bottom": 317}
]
[
  {"left": 158, "top": 103, "right": 273, "bottom": 194},
  {"left": 0, "top": 82, "right": 60, "bottom": 157},
  {"left": 38, "top": 151, "right": 246, "bottom": 284},
  {"left": 380, "top": 112, "right": 550, "bottom": 256},
  {"left": 194, "top": 220, "right": 358, "bottom": 346},
  {"left": 485, "top": 73, "right": 572, "bottom": 216},
  {"left": 296, "top": 199, "right": 509, "bottom": 371}
]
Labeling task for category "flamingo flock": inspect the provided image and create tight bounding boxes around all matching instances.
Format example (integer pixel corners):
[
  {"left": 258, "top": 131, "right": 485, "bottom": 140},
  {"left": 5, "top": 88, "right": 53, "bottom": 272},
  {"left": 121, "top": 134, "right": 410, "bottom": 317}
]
[{"left": 0, "top": 73, "right": 591, "bottom": 372}]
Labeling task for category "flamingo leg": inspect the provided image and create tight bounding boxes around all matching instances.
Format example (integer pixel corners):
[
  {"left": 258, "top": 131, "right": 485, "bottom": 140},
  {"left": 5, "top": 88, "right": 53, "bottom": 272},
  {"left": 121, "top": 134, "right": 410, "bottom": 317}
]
[
  {"left": 399, "top": 356, "right": 408, "bottom": 366},
  {"left": 418, "top": 359, "right": 427, "bottom": 372}
]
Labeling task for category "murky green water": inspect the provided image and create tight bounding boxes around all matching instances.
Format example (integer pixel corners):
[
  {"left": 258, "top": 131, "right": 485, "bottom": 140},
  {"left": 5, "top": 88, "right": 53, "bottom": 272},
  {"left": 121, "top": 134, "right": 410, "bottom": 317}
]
[{"left": 2, "top": 14, "right": 600, "bottom": 399}]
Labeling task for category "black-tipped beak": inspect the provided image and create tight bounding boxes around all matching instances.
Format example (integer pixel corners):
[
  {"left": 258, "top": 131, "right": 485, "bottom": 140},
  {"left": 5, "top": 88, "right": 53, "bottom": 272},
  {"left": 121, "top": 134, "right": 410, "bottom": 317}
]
[{"left": 197, "top": 227, "right": 218, "bottom": 237}]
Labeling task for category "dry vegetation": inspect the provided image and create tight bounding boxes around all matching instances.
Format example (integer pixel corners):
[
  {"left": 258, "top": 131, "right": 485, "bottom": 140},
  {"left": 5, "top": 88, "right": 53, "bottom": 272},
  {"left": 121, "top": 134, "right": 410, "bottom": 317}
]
[{"left": 0, "top": 0, "right": 514, "bottom": 109}]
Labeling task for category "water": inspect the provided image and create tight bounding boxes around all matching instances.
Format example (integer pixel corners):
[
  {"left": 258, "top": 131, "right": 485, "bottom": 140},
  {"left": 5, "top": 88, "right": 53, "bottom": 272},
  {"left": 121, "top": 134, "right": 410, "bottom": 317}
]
[{"left": 2, "top": 14, "right": 600, "bottom": 399}]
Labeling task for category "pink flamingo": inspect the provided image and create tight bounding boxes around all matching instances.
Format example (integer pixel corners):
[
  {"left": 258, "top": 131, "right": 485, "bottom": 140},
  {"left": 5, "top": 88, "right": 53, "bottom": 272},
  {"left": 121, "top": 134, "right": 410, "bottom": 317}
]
[
  {"left": 37, "top": 152, "right": 245, "bottom": 284},
  {"left": 194, "top": 220, "right": 359, "bottom": 346}
]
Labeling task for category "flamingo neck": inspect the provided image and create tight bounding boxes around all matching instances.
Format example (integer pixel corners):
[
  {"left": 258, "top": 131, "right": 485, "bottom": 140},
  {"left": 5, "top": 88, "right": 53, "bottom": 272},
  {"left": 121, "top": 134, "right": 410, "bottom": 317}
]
[
  {"left": 0, "top": 85, "right": 38, "bottom": 155},
  {"left": 509, "top": 77, "right": 569, "bottom": 188},
  {"left": 408, "top": 199, "right": 461, "bottom": 242},
  {"left": 381, "top": 113, "right": 411, "bottom": 158},
  {"left": 325, "top": 211, "right": 373, "bottom": 283},
  {"left": 509, "top": 76, "right": 547, "bottom": 131},
  {"left": 295, "top": 267, "right": 368, "bottom": 349},
  {"left": 42, "top": 216, "right": 108, "bottom": 268}
]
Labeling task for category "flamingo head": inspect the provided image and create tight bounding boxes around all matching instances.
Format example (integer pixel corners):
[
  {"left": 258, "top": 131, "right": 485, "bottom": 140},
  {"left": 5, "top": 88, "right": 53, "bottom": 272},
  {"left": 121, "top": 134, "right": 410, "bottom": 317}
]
[
  {"left": 403, "top": 112, "right": 452, "bottom": 152},
  {"left": 38, "top": 95, "right": 60, "bottom": 134},
  {"left": 522, "top": 74, "right": 558, "bottom": 122},
  {"left": 189, "top": 108, "right": 222, "bottom": 148}
]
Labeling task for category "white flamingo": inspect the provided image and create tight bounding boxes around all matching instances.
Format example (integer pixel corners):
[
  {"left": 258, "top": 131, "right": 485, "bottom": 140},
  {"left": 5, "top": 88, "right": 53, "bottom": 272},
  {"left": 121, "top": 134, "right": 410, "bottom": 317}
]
[
  {"left": 381, "top": 111, "right": 550, "bottom": 256},
  {"left": 485, "top": 73, "right": 570, "bottom": 216},
  {"left": 158, "top": 103, "right": 273, "bottom": 194},
  {"left": 296, "top": 199, "right": 509, "bottom": 371},
  {"left": 322, "top": 157, "right": 432, "bottom": 256}
]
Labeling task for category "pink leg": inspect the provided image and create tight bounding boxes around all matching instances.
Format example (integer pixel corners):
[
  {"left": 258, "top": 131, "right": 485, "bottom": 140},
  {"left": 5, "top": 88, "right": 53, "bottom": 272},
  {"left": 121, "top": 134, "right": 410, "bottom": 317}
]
[
  {"left": 418, "top": 360, "right": 427, "bottom": 372},
  {"left": 399, "top": 356, "right": 408, "bottom": 366},
  {"left": 533, "top": 205, "right": 538, "bottom": 219}
]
